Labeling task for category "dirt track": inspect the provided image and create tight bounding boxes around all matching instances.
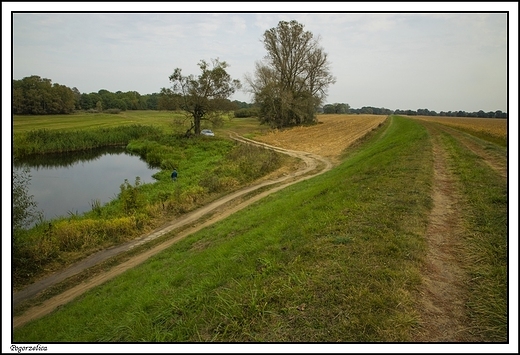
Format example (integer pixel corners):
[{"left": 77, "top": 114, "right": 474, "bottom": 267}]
[{"left": 412, "top": 120, "right": 507, "bottom": 342}]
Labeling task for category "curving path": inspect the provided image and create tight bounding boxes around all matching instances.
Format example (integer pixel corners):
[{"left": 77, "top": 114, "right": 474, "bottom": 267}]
[{"left": 13, "top": 133, "right": 333, "bottom": 328}]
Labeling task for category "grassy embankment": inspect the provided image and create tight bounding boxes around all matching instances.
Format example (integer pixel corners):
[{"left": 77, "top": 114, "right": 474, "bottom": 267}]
[
  {"left": 15, "top": 116, "right": 435, "bottom": 341},
  {"left": 12, "top": 112, "right": 285, "bottom": 289}
]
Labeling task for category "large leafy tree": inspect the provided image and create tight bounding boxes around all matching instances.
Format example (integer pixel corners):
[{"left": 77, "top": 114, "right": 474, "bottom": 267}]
[
  {"left": 168, "top": 58, "right": 241, "bottom": 135},
  {"left": 246, "top": 20, "right": 336, "bottom": 128}
]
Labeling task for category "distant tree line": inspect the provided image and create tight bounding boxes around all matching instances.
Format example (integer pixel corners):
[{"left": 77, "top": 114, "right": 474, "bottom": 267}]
[
  {"left": 13, "top": 76, "right": 77, "bottom": 114},
  {"left": 78, "top": 89, "right": 160, "bottom": 112},
  {"left": 13, "top": 75, "right": 240, "bottom": 115},
  {"left": 13, "top": 76, "right": 507, "bottom": 119},
  {"left": 393, "top": 108, "right": 507, "bottom": 119},
  {"left": 320, "top": 103, "right": 507, "bottom": 119}
]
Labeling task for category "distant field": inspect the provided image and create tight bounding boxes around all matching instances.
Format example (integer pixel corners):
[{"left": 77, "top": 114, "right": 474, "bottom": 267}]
[
  {"left": 413, "top": 115, "right": 507, "bottom": 146},
  {"left": 12, "top": 111, "right": 185, "bottom": 133},
  {"left": 12, "top": 110, "right": 270, "bottom": 139}
]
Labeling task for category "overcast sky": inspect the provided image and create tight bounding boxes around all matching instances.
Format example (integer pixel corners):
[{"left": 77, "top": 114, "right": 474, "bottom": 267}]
[{"left": 6, "top": 3, "right": 516, "bottom": 113}]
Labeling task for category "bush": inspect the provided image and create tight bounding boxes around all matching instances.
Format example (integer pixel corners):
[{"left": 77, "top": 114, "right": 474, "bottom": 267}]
[
  {"left": 119, "top": 177, "right": 146, "bottom": 215},
  {"left": 104, "top": 108, "right": 121, "bottom": 114},
  {"left": 234, "top": 107, "right": 260, "bottom": 118}
]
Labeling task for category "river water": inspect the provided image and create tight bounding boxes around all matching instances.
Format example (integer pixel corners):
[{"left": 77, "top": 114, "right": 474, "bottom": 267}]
[{"left": 13, "top": 147, "right": 160, "bottom": 225}]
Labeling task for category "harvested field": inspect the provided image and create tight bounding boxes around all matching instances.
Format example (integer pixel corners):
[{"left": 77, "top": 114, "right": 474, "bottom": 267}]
[
  {"left": 254, "top": 114, "right": 388, "bottom": 164},
  {"left": 414, "top": 116, "right": 507, "bottom": 141}
]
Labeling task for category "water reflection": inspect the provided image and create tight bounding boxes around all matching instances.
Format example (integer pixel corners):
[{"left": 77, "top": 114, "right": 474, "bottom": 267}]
[
  {"left": 13, "top": 147, "right": 160, "bottom": 225},
  {"left": 13, "top": 146, "right": 155, "bottom": 170}
]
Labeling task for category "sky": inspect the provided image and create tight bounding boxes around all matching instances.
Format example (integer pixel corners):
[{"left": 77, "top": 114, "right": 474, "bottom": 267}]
[{"left": 5, "top": 3, "right": 517, "bottom": 113}]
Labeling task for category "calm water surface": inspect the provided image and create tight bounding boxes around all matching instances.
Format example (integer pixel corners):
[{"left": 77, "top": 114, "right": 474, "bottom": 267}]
[{"left": 14, "top": 147, "right": 160, "bottom": 224}]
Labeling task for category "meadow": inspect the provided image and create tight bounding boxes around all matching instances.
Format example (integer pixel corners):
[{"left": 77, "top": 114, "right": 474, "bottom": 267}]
[{"left": 12, "top": 112, "right": 508, "bottom": 342}]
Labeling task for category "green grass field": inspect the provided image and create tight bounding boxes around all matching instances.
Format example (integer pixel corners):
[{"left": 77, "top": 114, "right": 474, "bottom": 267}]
[
  {"left": 12, "top": 113, "right": 508, "bottom": 342},
  {"left": 13, "top": 110, "right": 268, "bottom": 136}
]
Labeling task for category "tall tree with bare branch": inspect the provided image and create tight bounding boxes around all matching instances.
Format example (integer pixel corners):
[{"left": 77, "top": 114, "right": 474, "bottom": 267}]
[{"left": 246, "top": 20, "right": 336, "bottom": 128}]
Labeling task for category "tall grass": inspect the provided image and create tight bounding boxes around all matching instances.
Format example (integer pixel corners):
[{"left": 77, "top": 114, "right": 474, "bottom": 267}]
[
  {"left": 14, "top": 116, "right": 436, "bottom": 342},
  {"left": 13, "top": 125, "right": 163, "bottom": 158}
]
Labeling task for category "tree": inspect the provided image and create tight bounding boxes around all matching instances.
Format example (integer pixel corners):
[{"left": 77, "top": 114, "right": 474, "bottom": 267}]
[
  {"left": 168, "top": 58, "right": 241, "bottom": 135},
  {"left": 246, "top": 20, "right": 336, "bottom": 128},
  {"left": 13, "top": 167, "right": 42, "bottom": 232},
  {"left": 324, "top": 103, "right": 350, "bottom": 114},
  {"left": 13, "top": 76, "right": 78, "bottom": 114}
]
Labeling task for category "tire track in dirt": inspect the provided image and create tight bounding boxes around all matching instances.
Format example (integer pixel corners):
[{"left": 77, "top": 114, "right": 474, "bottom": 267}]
[
  {"left": 413, "top": 120, "right": 506, "bottom": 341},
  {"left": 436, "top": 124, "right": 506, "bottom": 180},
  {"left": 13, "top": 134, "right": 332, "bottom": 329},
  {"left": 413, "top": 122, "right": 476, "bottom": 342}
]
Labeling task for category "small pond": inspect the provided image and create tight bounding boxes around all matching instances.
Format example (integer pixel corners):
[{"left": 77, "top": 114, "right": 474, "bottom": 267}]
[{"left": 13, "top": 147, "right": 160, "bottom": 225}]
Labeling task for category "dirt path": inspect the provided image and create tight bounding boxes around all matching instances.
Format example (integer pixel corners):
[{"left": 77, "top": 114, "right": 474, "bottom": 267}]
[
  {"left": 412, "top": 121, "right": 506, "bottom": 341},
  {"left": 436, "top": 124, "right": 507, "bottom": 179},
  {"left": 413, "top": 124, "right": 471, "bottom": 341},
  {"left": 13, "top": 134, "right": 333, "bottom": 328}
]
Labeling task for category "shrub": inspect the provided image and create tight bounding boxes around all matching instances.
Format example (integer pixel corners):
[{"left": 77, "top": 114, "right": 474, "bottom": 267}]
[
  {"left": 119, "top": 177, "right": 146, "bottom": 215},
  {"left": 104, "top": 108, "right": 121, "bottom": 114},
  {"left": 234, "top": 107, "right": 260, "bottom": 118}
]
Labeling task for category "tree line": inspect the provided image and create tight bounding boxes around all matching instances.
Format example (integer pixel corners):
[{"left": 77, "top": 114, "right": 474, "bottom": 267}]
[
  {"left": 12, "top": 75, "right": 242, "bottom": 115},
  {"left": 321, "top": 103, "right": 507, "bottom": 119},
  {"left": 12, "top": 75, "right": 179, "bottom": 115},
  {"left": 12, "top": 75, "right": 507, "bottom": 120}
]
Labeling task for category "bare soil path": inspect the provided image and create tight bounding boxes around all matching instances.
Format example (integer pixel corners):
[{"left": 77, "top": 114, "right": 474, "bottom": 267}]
[
  {"left": 413, "top": 123, "right": 471, "bottom": 341},
  {"left": 412, "top": 121, "right": 506, "bottom": 341}
]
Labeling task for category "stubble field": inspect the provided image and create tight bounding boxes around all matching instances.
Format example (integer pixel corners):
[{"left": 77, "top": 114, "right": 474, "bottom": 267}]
[
  {"left": 255, "top": 114, "right": 387, "bottom": 163},
  {"left": 413, "top": 115, "right": 507, "bottom": 146}
]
